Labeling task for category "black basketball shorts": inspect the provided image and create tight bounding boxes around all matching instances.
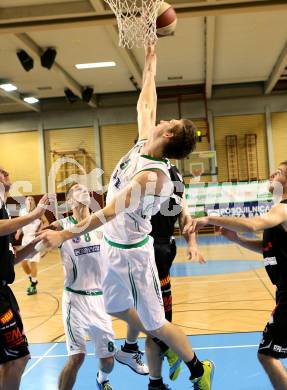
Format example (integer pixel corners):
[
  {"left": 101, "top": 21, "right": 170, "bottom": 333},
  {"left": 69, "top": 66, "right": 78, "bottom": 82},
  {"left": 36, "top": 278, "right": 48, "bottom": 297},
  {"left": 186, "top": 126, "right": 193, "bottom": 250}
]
[
  {"left": 0, "top": 285, "right": 30, "bottom": 364},
  {"left": 258, "top": 292, "right": 287, "bottom": 359}
]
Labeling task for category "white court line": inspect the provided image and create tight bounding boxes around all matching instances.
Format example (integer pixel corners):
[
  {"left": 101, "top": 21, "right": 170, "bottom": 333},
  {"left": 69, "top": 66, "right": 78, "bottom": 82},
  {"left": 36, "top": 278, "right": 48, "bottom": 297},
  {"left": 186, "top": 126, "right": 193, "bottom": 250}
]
[
  {"left": 13, "top": 262, "right": 61, "bottom": 286},
  {"left": 23, "top": 336, "right": 65, "bottom": 377},
  {"left": 29, "top": 343, "right": 259, "bottom": 360}
]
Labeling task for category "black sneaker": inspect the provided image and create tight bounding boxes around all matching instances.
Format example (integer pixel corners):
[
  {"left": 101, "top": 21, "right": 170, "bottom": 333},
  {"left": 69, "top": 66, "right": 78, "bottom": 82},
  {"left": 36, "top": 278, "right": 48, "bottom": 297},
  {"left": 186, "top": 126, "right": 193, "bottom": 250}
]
[{"left": 148, "top": 384, "right": 172, "bottom": 390}]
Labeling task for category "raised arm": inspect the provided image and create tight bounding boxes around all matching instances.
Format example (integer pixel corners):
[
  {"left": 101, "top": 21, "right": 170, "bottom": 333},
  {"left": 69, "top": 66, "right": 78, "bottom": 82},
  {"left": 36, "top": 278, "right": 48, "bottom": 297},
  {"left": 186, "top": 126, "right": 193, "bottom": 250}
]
[{"left": 137, "top": 45, "right": 157, "bottom": 141}]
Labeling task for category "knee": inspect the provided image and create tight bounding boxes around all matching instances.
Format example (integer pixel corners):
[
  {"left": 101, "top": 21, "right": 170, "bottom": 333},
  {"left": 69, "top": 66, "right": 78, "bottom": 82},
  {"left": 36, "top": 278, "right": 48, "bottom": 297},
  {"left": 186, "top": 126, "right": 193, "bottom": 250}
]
[
  {"left": 8, "top": 354, "right": 30, "bottom": 371},
  {"left": 68, "top": 354, "right": 85, "bottom": 369},
  {"left": 257, "top": 352, "right": 271, "bottom": 367},
  {"left": 99, "top": 356, "right": 114, "bottom": 373},
  {"left": 148, "top": 324, "right": 166, "bottom": 338}
]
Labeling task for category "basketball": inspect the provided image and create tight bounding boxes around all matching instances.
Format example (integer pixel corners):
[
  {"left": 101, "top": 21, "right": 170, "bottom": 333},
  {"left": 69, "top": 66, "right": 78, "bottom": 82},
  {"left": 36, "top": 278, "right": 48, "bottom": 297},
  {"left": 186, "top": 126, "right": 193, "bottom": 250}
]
[{"left": 156, "top": 2, "right": 177, "bottom": 37}]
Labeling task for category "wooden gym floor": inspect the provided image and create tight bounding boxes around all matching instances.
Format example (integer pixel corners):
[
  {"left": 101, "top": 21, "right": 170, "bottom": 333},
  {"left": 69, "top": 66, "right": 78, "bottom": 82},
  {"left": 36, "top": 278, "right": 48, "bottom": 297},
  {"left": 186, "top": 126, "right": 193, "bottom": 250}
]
[{"left": 13, "top": 234, "right": 275, "bottom": 344}]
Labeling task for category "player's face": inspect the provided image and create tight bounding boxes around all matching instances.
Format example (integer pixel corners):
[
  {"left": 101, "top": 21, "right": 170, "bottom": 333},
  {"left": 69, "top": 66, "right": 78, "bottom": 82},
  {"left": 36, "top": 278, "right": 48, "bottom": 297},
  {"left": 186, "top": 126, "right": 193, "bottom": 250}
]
[
  {"left": 154, "top": 119, "right": 183, "bottom": 138},
  {"left": 25, "top": 196, "right": 36, "bottom": 212},
  {"left": 268, "top": 165, "right": 287, "bottom": 193},
  {"left": 70, "top": 184, "right": 91, "bottom": 207},
  {"left": 0, "top": 166, "right": 11, "bottom": 191},
  {"left": 156, "top": 119, "right": 182, "bottom": 133}
]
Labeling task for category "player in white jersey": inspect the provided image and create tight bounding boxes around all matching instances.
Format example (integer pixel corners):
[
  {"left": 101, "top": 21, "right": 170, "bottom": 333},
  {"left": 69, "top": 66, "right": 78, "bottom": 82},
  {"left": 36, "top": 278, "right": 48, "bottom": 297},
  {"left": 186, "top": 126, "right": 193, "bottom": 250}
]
[
  {"left": 15, "top": 196, "right": 48, "bottom": 295},
  {"left": 37, "top": 45, "right": 215, "bottom": 390},
  {"left": 49, "top": 184, "right": 115, "bottom": 390}
]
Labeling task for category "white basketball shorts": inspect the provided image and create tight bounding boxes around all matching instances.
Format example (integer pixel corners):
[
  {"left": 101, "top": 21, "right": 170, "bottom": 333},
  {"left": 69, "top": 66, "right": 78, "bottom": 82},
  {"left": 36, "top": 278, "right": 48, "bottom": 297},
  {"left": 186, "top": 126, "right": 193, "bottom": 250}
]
[
  {"left": 102, "top": 236, "right": 166, "bottom": 332},
  {"left": 62, "top": 290, "right": 115, "bottom": 358}
]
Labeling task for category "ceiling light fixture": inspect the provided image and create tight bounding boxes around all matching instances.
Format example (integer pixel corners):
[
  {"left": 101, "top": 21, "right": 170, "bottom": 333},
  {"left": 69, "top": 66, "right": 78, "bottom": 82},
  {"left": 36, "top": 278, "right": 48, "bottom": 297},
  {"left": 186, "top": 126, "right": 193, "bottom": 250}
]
[
  {"left": 23, "top": 97, "right": 39, "bottom": 104},
  {"left": 75, "top": 62, "right": 116, "bottom": 69},
  {"left": 0, "top": 83, "right": 17, "bottom": 92}
]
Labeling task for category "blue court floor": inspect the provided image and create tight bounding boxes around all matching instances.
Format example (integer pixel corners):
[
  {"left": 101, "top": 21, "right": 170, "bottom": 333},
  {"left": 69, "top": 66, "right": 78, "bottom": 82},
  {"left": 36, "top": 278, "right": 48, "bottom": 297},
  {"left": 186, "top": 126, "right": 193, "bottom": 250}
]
[{"left": 21, "top": 332, "right": 285, "bottom": 390}]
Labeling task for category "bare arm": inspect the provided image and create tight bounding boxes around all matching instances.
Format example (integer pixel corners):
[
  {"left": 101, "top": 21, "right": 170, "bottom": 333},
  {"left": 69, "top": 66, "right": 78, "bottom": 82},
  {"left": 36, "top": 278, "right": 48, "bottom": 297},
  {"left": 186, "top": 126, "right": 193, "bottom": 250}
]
[
  {"left": 15, "top": 228, "right": 22, "bottom": 241},
  {"left": 14, "top": 242, "right": 38, "bottom": 265},
  {"left": 14, "top": 220, "right": 63, "bottom": 263},
  {"left": 137, "top": 45, "right": 157, "bottom": 141},
  {"left": 0, "top": 195, "right": 49, "bottom": 236},
  {"left": 179, "top": 191, "right": 206, "bottom": 263},
  {"left": 187, "top": 203, "right": 287, "bottom": 234},
  {"left": 178, "top": 192, "right": 193, "bottom": 240},
  {"left": 41, "top": 214, "right": 49, "bottom": 228},
  {"left": 37, "top": 171, "right": 172, "bottom": 249},
  {"left": 220, "top": 228, "right": 263, "bottom": 254}
]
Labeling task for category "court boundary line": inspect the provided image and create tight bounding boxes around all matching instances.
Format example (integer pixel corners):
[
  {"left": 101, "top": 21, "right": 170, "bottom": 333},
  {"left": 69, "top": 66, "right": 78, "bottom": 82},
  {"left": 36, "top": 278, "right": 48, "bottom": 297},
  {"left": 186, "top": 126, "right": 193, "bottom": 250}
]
[
  {"left": 23, "top": 335, "right": 65, "bottom": 377},
  {"left": 28, "top": 343, "right": 260, "bottom": 360}
]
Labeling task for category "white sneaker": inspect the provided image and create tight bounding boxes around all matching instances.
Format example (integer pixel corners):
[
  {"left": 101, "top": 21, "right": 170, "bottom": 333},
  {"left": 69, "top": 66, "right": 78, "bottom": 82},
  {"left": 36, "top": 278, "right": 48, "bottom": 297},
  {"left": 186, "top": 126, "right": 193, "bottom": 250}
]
[{"left": 115, "top": 348, "right": 149, "bottom": 375}]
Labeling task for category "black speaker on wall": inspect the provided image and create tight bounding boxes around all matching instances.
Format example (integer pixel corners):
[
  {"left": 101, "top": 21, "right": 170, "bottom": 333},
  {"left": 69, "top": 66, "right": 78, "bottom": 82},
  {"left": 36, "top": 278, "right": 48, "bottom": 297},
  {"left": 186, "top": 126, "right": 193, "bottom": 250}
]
[
  {"left": 17, "top": 50, "right": 34, "bottom": 72},
  {"left": 41, "top": 48, "right": 57, "bottom": 70}
]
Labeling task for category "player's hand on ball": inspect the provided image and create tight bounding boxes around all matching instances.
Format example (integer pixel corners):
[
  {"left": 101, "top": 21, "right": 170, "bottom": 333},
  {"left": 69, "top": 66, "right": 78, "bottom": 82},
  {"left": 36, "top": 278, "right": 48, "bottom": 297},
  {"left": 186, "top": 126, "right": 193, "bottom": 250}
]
[{"left": 35, "top": 230, "right": 64, "bottom": 250}]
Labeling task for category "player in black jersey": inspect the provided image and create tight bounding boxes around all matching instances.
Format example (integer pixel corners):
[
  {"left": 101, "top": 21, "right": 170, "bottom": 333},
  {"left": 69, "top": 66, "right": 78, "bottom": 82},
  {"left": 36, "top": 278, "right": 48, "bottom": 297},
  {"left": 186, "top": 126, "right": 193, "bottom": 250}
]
[
  {"left": 188, "top": 161, "right": 287, "bottom": 389},
  {"left": 0, "top": 166, "right": 49, "bottom": 390}
]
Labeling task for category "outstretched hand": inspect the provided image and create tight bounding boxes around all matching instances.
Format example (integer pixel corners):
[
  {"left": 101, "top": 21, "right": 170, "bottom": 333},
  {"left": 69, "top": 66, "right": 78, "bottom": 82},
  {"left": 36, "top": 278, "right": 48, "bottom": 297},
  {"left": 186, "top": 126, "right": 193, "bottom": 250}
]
[
  {"left": 183, "top": 216, "right": 209, "bottom": 235},
  {"left": 187, "top": 244, "right": 206, "bottom": 264},
  {"left": 35, "top": 229, "right": 64, "bottom": 251},
  {"left": 219, "top": 227, "right": 239, "bottom": 242},
  {"left": 32, "top": 194, "right": 56, "bottom": 219}
]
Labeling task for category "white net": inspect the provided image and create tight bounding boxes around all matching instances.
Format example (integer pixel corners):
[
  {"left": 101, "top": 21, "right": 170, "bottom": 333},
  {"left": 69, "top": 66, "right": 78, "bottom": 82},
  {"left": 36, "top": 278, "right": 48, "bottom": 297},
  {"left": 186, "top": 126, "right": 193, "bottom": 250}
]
[{"left": 104, "top": 0, "right": 163, "bottom": 49}]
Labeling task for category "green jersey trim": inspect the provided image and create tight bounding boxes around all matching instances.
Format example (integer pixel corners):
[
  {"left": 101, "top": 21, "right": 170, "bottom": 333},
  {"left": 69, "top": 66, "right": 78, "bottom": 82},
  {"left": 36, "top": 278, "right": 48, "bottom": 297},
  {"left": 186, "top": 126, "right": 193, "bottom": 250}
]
[
  {"left": 128, "top": 263, "right": 138, "bottom": 309},
  {"left": 140, "top": 155, "right": 167, "bottom": 163},
  {"left": 104, "top": 235, "right": 149, "bottom": 249},
  {"left": 134, "top": 168, "right": 167, "bottom": 178},
  {"left": 67, "top": 303, "right": 77, "bottom": 344},
  {"left": 68, "top": 215, "right": 77, "bottom": 224},
  {"left": 65, "top": 287, "right": 103, "bottom": 296}
]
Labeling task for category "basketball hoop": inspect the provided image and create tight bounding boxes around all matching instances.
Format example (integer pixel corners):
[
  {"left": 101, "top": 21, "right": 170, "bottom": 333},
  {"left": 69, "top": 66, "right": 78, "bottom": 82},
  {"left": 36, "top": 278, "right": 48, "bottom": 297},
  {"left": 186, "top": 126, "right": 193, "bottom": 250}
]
[{"left": 104, "top": 0, "right": 164, "bottom": 49}]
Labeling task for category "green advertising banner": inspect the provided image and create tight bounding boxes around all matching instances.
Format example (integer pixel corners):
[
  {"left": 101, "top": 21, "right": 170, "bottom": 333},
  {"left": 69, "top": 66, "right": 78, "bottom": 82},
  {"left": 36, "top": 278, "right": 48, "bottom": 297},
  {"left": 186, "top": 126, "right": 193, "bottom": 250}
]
[{"left": 185, "top": 181, "right": 273, "bottom": 217}]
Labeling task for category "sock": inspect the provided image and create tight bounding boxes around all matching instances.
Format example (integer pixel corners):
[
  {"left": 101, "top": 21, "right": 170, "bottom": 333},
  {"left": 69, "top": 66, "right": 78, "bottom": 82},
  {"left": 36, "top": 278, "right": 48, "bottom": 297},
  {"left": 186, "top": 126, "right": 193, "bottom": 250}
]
[
  {"left": 152, "top": 337, "right": 169, "bottom": 354},
  {"left": 97, "top": 370, "right": 109, "bottom": 384},
  {"left": 161, "top": 284, "right": 172, "bottom": 322},
  {"left": 185, "top": 353, "right": 204, "bottom": 380},
  {"left": 122, "top": 340, "right": 139, "bottom": 352},
  {"left": 31, "top": 277, "right": 38, "bottom": 284},
  {"left": 149, "top": 377, "right": 163, "bottom": 387}
]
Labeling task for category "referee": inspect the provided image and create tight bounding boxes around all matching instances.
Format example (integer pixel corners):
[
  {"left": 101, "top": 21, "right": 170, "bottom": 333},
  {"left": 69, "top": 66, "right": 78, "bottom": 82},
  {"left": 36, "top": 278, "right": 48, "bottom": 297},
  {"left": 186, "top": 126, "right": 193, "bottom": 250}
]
[{"left": 0, "top": 166, "right": 48, "bottom": 390}]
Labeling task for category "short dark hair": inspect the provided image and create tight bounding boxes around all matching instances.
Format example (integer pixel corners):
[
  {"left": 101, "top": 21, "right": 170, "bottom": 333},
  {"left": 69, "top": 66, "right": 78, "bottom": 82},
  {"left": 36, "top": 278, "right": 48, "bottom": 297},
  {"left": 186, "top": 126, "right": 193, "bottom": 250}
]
[
  {"left": 162, "top": 119, "right": 197, "bottom": 159},
  {"left": 280, "top": 161, "right": 287, "bottom": 167}
]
